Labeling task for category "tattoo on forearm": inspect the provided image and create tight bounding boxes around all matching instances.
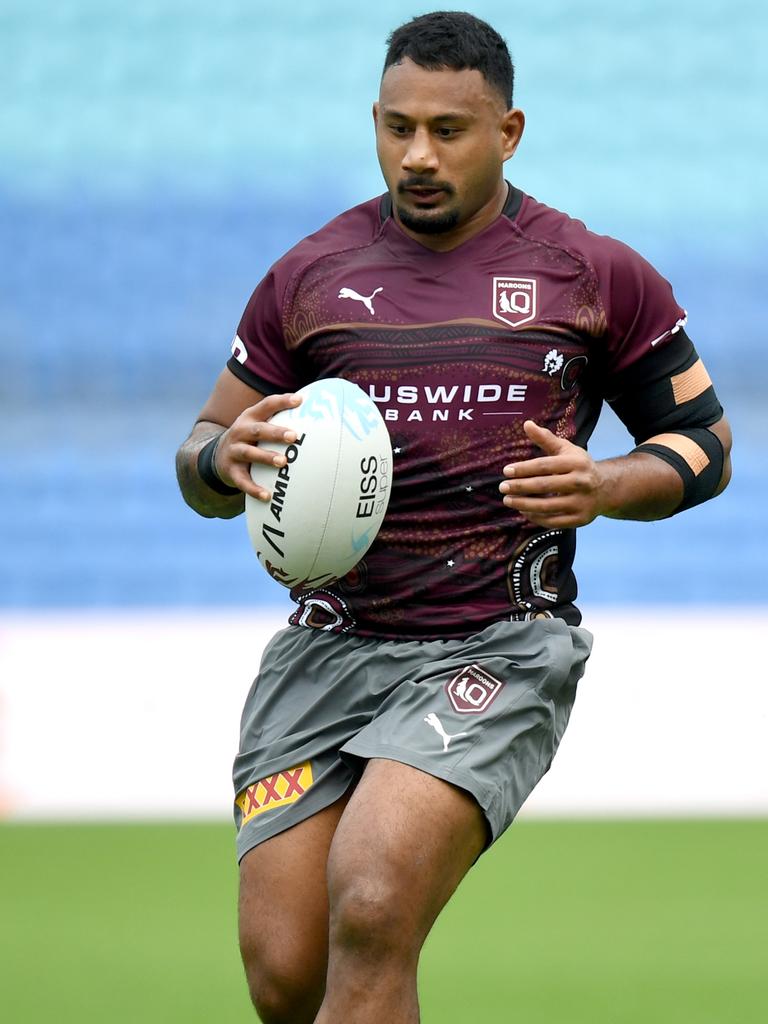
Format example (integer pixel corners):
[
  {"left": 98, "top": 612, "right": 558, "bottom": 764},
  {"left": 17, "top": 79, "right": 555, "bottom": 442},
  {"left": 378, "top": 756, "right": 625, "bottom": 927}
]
[{"left": 175, "top": 422, "right": 245, "bottom": 519}]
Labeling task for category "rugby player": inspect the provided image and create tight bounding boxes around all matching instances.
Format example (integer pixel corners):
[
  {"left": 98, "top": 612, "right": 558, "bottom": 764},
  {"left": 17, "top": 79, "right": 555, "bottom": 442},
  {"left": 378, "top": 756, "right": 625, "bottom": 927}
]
[{"left": 175, "top": 12, "right": 732, "bottom": 1023}]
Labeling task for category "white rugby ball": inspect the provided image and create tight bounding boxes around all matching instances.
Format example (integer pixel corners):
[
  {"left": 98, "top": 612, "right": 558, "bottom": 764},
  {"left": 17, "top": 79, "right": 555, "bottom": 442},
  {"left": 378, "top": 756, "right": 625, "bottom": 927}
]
[{"left": 245, "top": 378, "right": 393, "bottom": 589}]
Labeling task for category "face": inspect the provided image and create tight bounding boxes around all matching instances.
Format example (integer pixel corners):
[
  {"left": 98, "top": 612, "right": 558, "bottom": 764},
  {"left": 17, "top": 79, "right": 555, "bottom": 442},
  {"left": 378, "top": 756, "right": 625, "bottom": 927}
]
[{"left": 374, "top": 58, "right": 524, "bottom": 247}]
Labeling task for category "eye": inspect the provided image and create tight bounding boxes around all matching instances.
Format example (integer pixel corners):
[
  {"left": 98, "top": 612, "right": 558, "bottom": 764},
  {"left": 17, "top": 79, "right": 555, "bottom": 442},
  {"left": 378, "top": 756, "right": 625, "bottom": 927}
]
[
  {"left": 436, "top": 126, "right": 460, "bottom": 139},
  {"left": 388, "top": 124, "right": 410, "bottom": 136}
]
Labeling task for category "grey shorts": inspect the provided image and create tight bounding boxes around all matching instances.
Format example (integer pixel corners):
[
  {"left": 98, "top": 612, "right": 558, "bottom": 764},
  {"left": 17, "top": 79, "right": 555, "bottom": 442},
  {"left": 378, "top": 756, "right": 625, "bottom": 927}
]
[{"left": 232, "top": 618, "right": 592, "bottom": 862}]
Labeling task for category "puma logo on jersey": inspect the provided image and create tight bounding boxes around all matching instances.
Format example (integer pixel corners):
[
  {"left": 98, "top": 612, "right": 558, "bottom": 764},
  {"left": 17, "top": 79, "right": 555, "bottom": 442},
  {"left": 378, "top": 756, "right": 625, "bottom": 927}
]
[
  {"left": 338, "top": 286, "right": 383, "bottom": 316},
  {"left": 423, "top": 713, "right": 468, "bottom": 753}
]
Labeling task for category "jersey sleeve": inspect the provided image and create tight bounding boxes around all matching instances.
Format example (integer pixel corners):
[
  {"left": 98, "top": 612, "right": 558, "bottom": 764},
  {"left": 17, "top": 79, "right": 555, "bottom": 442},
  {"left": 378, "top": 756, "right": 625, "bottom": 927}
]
[
  {"left": 603, "top": 327, "right": 723, "bottom": 444},
  {"left": 226, "top": 267, "right": 303, "bottom": 395},
  {"left": 589, "top": 238, "right": 723, "bottom": 442},
  {"left": 597, "top": 238, "right": 687, "bottom": 377}
]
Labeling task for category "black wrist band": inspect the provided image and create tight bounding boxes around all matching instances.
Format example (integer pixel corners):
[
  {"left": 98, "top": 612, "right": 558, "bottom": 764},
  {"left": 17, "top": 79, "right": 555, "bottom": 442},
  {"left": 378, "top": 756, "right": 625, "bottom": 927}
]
[{"left": 197, "top": 434, "right": 241, "bottom": 496}]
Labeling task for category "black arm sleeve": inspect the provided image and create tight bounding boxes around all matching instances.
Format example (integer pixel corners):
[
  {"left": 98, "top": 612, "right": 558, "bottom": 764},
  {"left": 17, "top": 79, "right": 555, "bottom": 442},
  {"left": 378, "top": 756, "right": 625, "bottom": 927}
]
[{"left": 604, "top": 329, "right": 723, "bottom": 444}]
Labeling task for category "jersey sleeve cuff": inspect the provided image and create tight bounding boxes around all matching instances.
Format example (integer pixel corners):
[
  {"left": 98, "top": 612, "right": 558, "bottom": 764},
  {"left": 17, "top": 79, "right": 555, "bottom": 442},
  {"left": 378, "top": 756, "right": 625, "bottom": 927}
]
[{"left": 226, "top": 356, "right": 296, "bottom": 396}]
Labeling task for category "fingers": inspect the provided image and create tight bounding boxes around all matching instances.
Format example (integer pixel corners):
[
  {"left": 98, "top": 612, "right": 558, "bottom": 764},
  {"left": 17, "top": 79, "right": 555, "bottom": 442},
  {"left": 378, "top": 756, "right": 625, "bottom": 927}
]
[
  {"left": 500, "top": 469, "right": 594, "bottom": 497},
  {"left": 240, "top": 392, "right": 303, "bottom": 448},
  {"left": 224, "top": 459, "right": 272, "bottom": 502},
  {"left": 252, "top": 391, "right": 303, "bottom": 421},
  {"left": 500, "top": 425, "right": 601, "bottom": 526},
  {"left": 522, "top": 419, "right": 568, "bottom": 454},
  {"left": 215, "top": 392, "right": 303, "bottom": 501},
  {"left": 500, "top": 472, "right": 599, "bottom": 526},
  {"left": 500, "top": 492, "right": 598, "bottom": 528},
  {"left": 501, "top": 474, "right": 572, "bottom": 497},
  {"left": 235, "top": 420, "right": 298, "bottom": 454},
  {"left": 504, "top": 422, "right": 584, "bottom": 479},
  {"left": 502, "top": 455, "right": 576, "bottom": 479}
]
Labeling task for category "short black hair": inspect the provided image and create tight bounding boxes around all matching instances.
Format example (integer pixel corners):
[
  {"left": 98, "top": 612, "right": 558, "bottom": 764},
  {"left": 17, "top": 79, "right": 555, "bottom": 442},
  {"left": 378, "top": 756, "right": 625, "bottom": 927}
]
[{"left": 383, "top": 11, "right": 514, "bottom": 108}]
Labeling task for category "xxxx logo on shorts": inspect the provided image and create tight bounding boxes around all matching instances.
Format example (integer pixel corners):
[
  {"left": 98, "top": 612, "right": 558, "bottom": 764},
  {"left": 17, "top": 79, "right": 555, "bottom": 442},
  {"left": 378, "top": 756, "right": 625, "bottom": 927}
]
[
  {"left": 446, "top": 664, "right": 504, "bottom": 714},
  {"left": 236, "top": 762, "right": 314, "bottom": 828}
]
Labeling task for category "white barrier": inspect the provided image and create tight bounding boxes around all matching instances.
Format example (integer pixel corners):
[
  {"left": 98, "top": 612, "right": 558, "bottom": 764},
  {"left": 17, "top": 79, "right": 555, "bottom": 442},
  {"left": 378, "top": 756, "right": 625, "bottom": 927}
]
[{"left": 1, "top": 608, "right": 766, "bottom": 819}]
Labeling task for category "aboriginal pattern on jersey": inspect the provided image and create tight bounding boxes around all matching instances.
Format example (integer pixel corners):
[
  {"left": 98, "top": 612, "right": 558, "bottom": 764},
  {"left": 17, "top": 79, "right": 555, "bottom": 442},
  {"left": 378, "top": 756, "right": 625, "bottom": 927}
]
[{"left": 232, "top": 188, "right": 686, "bottom": 639}]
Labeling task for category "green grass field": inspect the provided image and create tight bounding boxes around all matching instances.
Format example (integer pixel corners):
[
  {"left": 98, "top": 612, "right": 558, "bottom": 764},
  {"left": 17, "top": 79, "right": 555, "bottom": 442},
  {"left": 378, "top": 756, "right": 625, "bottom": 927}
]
[{"left": 1, "top": 819, "right": 766, "bottom": 1022}]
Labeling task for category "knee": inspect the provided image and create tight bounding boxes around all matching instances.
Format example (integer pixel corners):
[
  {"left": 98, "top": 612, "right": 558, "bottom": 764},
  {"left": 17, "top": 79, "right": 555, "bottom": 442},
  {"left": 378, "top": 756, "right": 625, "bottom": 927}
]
[
  {"left": 328, "top": 872, "right": 415, "bottom": 959},
  {"left": 239, "top": 935, "right": 324, "bottom": 1024},
  {"left": 247, "top": 973, "right": 318, "bottom": 1024}
]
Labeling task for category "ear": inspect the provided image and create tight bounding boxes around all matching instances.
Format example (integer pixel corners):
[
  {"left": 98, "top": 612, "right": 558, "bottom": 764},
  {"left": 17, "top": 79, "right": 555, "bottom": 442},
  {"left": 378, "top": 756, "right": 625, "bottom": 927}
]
[
  {"left": 500, "top": 108, "right": 525, "bottom": 162},
  {"left": 372, "top": 101, "right": 380, "bottom": 129}
]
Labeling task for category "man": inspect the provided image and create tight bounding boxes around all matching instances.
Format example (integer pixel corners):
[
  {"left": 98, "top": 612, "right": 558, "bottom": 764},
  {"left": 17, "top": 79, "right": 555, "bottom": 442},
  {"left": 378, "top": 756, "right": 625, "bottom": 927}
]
[{"left": 176, "top": 11, "right": 731, "bottom": 1023}]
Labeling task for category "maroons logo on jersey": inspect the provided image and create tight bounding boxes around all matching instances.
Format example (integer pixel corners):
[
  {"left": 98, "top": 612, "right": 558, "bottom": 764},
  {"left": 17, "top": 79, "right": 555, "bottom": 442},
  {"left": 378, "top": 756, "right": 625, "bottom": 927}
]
[{"left": 493, "top": 276, "right": 537, "bottom": 328}]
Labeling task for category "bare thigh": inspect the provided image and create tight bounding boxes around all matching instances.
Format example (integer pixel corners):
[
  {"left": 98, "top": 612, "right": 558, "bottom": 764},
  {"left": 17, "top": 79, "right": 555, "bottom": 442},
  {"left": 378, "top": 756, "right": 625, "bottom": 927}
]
[
  {"left": 327, "top": 757, "right": 487, "bottom": 944},
  {"left": 313, "top": 759, "right": 488, "bottom": 1023},
  {"left": 238, "top": 793, "right": 351, "bottom": 1022},
  {"left": 238, "top": 761, "right": 488, "bottom": 1023}
]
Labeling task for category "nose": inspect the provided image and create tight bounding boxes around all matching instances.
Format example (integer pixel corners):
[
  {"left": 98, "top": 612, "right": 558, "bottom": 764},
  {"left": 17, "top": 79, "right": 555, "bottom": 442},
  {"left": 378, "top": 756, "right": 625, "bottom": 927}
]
[{"left": 401, "top": 127, "right": 438, "bottom": 174}]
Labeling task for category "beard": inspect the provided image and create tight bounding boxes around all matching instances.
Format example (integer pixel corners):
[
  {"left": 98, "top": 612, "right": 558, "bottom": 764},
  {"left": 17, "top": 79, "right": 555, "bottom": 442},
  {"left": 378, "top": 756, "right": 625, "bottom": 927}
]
[
  {"left": 394, "top": 177, "right": 460, "bottom": 235},
  {"left": 394, "top": 203, "right": 462, "bottom": 235}
]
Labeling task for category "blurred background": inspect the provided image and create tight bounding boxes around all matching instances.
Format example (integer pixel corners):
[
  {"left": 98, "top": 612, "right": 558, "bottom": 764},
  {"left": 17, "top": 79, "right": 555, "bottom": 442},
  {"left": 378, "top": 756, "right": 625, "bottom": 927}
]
[{"left": 1, "top": 2, "right": 766, "bottom": 1021}]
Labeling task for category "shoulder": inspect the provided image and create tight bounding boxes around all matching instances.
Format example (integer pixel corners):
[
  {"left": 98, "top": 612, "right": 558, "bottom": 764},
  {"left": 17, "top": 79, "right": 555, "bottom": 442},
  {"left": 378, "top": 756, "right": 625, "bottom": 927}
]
[
  {"left": 512, "top": 190, "right": 685, "bottom": 368},
  {"left": 513, "top": 191, "right": 653, "bottom": 283},
  {"left": 269, "top": 196, "right": 387, "bottom": 287},
  {"left": 512, "top": 193, "right": 683, "bottom": 329}
]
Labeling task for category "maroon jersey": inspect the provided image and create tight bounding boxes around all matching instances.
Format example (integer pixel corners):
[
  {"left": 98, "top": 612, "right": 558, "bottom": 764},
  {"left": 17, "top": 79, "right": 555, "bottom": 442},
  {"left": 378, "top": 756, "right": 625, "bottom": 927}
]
[{"left": 227, "top": 186, "right": 687, "bottom": 639}]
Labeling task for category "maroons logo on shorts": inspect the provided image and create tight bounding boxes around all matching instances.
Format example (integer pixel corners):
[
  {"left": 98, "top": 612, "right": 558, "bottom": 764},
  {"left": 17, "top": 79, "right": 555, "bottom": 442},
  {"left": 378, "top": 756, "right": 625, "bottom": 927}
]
[{"left": 446, "top": 664, "right": 504, "bottom": 714}]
